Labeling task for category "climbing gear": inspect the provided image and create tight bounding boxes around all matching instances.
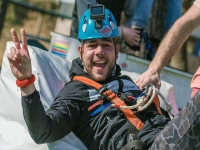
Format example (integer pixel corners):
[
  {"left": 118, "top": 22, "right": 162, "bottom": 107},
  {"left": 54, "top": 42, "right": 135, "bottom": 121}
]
[
  {"left": 78, "top": 4, "right": 119, "bottom": 41},
  {"left": 73, "top": 76, "right": 144, "bottom": 130},
  {"left": 113, "top": 84, "right": 174, "bottom": 120},
  {"left": 72, "top": 76, "right": 173, "bottom": 128},
  {"left": 72, "top": 75, "right": 173, "bottom": 149}
]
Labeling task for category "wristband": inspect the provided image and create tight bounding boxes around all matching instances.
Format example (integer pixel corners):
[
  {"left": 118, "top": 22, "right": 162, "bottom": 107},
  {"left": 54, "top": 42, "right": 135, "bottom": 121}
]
[{"left": 16, "top": 74, "right": 35, "bottom": 88}]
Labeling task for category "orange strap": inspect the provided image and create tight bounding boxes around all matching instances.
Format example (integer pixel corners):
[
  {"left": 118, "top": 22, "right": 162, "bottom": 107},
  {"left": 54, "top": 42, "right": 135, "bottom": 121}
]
[
  {"left": 72, "top": 76, "right": 144, "bottom": 130},
  {"left": 153, "top": 96, "right": 162, "bottom": 115}
]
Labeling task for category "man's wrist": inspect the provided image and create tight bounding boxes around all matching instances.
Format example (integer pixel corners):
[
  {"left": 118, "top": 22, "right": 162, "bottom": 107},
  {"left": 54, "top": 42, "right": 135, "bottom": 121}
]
[
  {"left": 21, "top": 84, "right": 36, "bottom": 96},
  {"left": 148, "top": 63, "right": 162, "bottom": 74},
  {"left": 16, "top": 74, "right": 35, "bottom": 88}
]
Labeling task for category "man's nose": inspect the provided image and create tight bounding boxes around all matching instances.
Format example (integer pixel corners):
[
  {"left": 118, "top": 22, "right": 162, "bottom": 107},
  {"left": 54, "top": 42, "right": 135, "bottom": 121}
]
[{"left": 95, "top": 45, "right": 105, "bottom": 55}]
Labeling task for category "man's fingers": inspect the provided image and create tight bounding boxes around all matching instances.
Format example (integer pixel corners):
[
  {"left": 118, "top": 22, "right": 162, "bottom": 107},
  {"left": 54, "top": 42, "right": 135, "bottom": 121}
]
[
  {"left": 8, "top": 47, "right": 29, "bottom": 62},
  {"left": 135, "top": 77, "right": 141, "bottom": 85},
  {"left": 10, "top": 46, "right": 16, "bottom": 54},
  {"left": 7, "top": 53, "right": 14, "bottom": 62},
  {"left": 8, "top": 47, "right": 17, "bottom": 61},
  {"left": 10, "top": 28, "right": 21, "bottom": 50},
  {"left": 133, "top": 29, "right": 140, "bottom": 34},
  {"left": 135, "top": 79, "right": 145, "bottom": 90},
  {"left": 135, "top": 76, "right": 152, "bottom": 90},
  {"left": 10, "top": 28, "right": 30, "bottom": 57},
  {"left": 20, "top": 28, "right": 29, "bottom": 56},
  {"left": 138, "top": 82, "right": 147, "bottom": 90},
  {"left": 154, "top": 80, "right": 161, "bottom": 90},
  {"left": 16, "top": 50, "right": 31, "bottom": 63}
]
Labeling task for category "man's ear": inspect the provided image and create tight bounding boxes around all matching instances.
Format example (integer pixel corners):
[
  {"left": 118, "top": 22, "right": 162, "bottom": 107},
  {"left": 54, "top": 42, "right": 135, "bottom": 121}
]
[
  {"left": 78, "top": 45, "right": 82, "bottom": 58},
  {"left": 116, "top": 44, "right": 120, "bottom": 59}
]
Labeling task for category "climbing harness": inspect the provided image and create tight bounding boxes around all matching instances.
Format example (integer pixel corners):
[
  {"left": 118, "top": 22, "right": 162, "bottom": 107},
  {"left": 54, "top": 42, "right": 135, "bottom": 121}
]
[
  {"left": 73, "top": 76, "right": 173, "bottom": 122},
  {"left": 113, "top": 84, "right": 174, "bottom": 120},
  {"left": 73, "top": 76, "right": 144, "bottom": 130},
  {"left": 72, "top": 76, "right": 173, "bottom": 130},
  {"left": 72, "top": 75, "right": 173, "bottom": 150}
]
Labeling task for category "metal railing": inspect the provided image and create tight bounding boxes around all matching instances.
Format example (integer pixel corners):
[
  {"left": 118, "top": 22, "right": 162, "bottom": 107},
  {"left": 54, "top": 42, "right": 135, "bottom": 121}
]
[{"left": 0, "top": 0, "right": 73, "bottom": 42}]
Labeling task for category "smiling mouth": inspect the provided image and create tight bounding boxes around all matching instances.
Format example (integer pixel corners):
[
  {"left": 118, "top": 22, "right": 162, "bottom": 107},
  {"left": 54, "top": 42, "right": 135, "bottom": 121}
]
[{"left": 93, "top": 61, "right": 106, "bottom": 68}]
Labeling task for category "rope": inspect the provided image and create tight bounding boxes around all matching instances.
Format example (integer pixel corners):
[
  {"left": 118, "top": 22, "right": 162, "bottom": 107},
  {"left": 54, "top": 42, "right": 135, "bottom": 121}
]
[{"left": 111, "top": 84, "right": 174, "bottom": 120}]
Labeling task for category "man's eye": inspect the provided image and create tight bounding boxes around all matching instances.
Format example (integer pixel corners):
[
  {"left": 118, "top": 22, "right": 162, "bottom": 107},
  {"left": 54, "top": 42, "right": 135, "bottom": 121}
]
[
  {"left": 88, "top": 44, "right": 95, "bottom": 48},
  {"left": 103, "top": 44, "right": 111, "bottom": 47}
]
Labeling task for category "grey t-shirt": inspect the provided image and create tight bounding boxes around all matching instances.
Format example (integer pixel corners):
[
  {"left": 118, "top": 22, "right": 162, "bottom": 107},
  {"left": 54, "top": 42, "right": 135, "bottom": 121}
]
[{"left": 194, "top": 0, "right": 200, "bottom": 8}]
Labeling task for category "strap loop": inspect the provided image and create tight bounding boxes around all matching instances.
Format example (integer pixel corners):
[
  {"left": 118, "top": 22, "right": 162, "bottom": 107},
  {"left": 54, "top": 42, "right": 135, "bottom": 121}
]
[{"left": 99, "top": 84, "right": 108, "bottom": 94}]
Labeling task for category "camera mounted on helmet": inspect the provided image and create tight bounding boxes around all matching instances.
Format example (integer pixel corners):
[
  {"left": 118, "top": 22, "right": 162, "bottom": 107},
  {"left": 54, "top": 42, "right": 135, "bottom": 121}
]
[
  {"left": 90, "top": 4, "right": 105, "bottom": 20},
  {"left": 89, "top": 4, "right": 105, "bottom": 29},
  {"left": 78, "top": 4, "right": 119, "bottom": 41}
]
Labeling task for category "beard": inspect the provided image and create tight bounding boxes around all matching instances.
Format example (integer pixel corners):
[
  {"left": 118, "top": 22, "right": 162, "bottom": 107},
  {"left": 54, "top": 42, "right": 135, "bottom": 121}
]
[{"left": 83, "top": 59, "right": 115, "bottom": 82}]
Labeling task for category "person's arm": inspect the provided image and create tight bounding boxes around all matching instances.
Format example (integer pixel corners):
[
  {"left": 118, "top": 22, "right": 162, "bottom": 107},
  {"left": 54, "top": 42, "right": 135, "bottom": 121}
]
[
  {"left": 7, "top": 28, "right": 78, "bottom": 144},
  {"left": 135, "top": 4, "right": 200, "bottom": 89},
  {"left": 7, "top": 28, "right": 36, "bottom": 96},
  {"left": 21, "top": 87, "right": 80, "bottom": 144},
  {"left": 151, "top": 5, "right": 200, "bottom": 73}
]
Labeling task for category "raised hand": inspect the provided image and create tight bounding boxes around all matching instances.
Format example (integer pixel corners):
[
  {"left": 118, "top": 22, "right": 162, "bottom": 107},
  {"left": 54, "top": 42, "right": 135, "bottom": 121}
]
[{"left": 7, "top": 28, "right": 32, "bottom": 80}]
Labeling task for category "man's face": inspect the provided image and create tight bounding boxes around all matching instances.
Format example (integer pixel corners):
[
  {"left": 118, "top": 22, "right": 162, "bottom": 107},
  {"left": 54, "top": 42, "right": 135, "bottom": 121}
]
[{"left": 78, "top": 38, "right": 120, "bottom": 82}]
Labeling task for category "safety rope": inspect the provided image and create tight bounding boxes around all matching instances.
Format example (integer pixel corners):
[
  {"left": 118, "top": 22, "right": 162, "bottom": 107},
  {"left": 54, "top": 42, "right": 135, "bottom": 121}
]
[{"left": 111, "top": 84, "right": 174, "bottom": 120}]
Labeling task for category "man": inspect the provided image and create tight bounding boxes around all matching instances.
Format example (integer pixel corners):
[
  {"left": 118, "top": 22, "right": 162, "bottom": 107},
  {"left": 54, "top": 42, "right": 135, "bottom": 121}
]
[
  {"left": 135, "top": 0, "right": 200, "bottom": 90},
  {"left": 7, "top": 5, "right": 200, "bottom": 150}
]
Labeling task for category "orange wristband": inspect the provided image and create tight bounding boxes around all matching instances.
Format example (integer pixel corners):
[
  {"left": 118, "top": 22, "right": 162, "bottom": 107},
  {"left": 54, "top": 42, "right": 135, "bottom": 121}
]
[{"left": 16, "top": 74, "right": 35, "bottom": 88}]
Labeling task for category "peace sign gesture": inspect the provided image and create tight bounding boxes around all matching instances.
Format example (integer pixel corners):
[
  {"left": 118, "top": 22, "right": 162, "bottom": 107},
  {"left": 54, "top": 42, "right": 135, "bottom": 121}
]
[{"left": 7, "top": 28, "right": 32, "bottom": 80}]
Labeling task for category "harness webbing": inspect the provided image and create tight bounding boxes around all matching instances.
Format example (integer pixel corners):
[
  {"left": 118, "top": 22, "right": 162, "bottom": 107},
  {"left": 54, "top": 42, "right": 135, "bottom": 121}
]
[
  {"left": 152, "top": 95, "right": 162, "bottom": 115},
  {"left": 72, "top": 76, "right": 144, "bottom": 130}
]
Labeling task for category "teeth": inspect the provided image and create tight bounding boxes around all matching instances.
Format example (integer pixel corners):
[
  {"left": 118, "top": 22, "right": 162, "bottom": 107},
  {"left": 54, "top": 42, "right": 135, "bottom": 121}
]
[{"left": 94, "top": 61, "right": 105, "bottom": 64}]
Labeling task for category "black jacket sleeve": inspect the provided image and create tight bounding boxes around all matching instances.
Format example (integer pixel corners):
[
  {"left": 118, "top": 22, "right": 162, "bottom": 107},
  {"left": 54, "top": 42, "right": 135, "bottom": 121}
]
[{"left": 21, "top": 87, "right": 82, "bottom": 144}]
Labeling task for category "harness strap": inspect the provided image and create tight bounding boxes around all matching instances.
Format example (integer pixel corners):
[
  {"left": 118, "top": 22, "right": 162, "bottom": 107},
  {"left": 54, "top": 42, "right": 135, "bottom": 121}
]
[
  {"left": 72, "top": 76, "right": 144, "bottom": 130},
  {"left": 153, "top": 95, "right": 162, "bottom": 115}
]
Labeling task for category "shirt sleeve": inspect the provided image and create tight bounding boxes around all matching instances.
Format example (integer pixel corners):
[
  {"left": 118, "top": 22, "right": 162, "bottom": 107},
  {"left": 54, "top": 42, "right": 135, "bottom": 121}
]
[
  {"left": 21, "top": 88, "right": 81, "bottom": 144},
  {"left": 194, "top": 0, "right": 200, "bottom": 8},
  {"left": 190, "top": 67, "right": 200, "bottom": 88}
]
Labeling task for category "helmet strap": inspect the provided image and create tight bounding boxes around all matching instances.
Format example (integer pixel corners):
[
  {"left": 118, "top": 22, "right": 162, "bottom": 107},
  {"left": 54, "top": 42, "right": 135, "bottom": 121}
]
[{"left": 111, "top": 38, "right": 118, "bottom": 76}]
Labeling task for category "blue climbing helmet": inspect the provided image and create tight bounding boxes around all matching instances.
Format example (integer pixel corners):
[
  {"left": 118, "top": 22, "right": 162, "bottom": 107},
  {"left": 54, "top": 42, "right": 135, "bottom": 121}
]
[{"left": 78, "top": 4, "right": 119, "bottom": 41}]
